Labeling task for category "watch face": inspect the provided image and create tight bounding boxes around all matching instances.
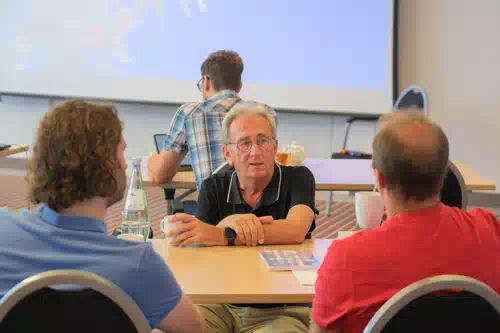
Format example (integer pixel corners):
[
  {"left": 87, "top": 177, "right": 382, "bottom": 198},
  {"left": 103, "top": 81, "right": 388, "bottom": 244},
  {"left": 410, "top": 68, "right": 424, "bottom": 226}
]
[{"left": 224, "top": 227, "right": 236, "bottom": 240}]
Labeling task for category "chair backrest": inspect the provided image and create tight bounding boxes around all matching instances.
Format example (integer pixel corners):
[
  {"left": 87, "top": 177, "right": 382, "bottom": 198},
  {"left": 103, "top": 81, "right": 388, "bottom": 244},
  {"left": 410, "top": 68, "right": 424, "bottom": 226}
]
[
  {"left": 441, "top": 160, "right": 468, "bottom": 209},
  {"left": 363, "top": 275, "right": 500, "bottom": 333},
  {"left": 0, "top": 270, "right": 151, "bottom": 333},
  {"left": 393, "top": 84, "right": 429, "bottom": 114}
]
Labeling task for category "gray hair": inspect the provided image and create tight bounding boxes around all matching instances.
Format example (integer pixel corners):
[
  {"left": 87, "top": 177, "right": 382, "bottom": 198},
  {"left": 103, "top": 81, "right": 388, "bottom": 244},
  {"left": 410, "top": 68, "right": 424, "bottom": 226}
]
[{"left": 221, "top": 103, "right": 277, "bottom": 143}]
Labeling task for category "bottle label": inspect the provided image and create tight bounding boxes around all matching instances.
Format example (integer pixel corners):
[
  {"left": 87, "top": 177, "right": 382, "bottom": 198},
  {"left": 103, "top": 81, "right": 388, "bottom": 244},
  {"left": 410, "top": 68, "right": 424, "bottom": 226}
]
[{"left": 125, "top": 189, "right": 146, "bottom": 211}]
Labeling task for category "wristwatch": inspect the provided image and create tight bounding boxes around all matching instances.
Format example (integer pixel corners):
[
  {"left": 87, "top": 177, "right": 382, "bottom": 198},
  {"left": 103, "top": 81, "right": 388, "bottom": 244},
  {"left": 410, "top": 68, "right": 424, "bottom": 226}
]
[{"left": 224, "top": 227, "right": 237, "bottom": 246}]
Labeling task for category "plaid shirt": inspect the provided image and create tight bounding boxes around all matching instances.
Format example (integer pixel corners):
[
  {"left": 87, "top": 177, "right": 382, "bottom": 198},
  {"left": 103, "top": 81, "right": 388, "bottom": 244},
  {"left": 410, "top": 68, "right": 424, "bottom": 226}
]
[{"left": 164, "top": 90, "right": 277, "bottom": 190}]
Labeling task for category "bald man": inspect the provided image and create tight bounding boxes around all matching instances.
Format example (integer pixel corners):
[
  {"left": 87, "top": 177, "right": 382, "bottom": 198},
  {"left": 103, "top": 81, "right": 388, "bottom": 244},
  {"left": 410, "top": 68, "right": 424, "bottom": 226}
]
[{"left": 310, "top": 114, "right": 500, "bottom": 333}]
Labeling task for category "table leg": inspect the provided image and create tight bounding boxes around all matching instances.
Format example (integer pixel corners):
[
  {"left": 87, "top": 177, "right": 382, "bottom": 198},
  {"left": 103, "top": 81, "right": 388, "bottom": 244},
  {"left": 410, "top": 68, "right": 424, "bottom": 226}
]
[{"left": 326, "top": 191, "right": 334, "bottom": 216}]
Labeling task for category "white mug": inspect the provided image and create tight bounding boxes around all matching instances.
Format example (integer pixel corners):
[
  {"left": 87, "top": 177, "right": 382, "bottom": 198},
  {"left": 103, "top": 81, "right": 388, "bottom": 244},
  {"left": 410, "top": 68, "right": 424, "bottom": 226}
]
[
  {"left": 160, "top": 216, "right": 182, "bottom": 237},
  {"left": 160, "top": 215, "right": 201, "bottom": 247},
  {"left": 355, "top": 192, "right": 385, "bottom": 229}
]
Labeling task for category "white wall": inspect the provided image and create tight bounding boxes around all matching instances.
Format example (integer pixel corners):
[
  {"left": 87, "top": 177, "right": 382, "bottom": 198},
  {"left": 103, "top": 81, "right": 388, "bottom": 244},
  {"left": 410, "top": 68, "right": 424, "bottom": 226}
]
[
  {"left": 399, "top": 0, "right": 500, "bottom": 192},
  {"left": 9, "top": 0, "right": 499, "bottom": 194},
  {"left": 0, "top": 95, "right": 375, "bottom": 171}
]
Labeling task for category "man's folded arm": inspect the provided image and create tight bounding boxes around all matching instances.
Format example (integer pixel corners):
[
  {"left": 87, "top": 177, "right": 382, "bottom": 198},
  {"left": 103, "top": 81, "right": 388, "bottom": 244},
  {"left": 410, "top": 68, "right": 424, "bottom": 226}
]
[{"left": 260, "top": 205, "right": 314, "bottom": 245}]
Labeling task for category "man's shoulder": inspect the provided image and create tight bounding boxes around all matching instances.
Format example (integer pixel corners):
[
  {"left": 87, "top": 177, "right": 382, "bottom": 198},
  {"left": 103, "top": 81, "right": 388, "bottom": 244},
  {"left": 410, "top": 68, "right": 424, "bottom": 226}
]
[
  {"left": 177, "top": 102, "right": 201, "bottom": 116},
  {"left": 465, "top": 206, "right": 498, "bottom": 221},
  {"left": 200, "top": 165, "right": 234, "bottom": 192},
  {"left": 459, "top": 206, "right": 500, "bottom": 231},
  {"left": 0, "top": 208, "right": 35, "bottom": 227},
  {"left": 280, "top": 165, "right": 314, "bottom": 181},
  {"left": 204, "top": 166, "right": 234, "bottom": 185},
  {"left": 432, "top": 204, "right": 498, "bottom": 227}
]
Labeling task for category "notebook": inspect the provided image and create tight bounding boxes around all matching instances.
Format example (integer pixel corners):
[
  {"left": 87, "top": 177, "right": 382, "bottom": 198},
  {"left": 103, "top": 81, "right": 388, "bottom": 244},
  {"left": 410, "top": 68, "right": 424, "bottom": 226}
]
[{"left": 259, "top": 249, "right": 320, "bottom": 271}]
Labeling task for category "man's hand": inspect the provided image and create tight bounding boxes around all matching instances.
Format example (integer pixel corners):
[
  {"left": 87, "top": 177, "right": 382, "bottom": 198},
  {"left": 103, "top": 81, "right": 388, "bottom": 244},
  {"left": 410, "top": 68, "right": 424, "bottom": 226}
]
[
  {"left": 147, "top": 150, "right": 183, "bottom": 184},
  {"left": 217, "top": 214, "right": 273, "bottom": 246},
  {"left": 148, "top": 153, "right": 163, "bottom": 184},
  {"left": 167, "top": 213, "right": 226, "bottom": 247}
]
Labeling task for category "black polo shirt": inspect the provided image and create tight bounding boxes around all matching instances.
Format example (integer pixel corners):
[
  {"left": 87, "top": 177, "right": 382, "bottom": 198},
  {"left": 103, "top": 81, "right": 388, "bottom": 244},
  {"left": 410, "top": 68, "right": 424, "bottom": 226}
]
[
  {"left": 196, "top": 163, "right": 317, "bottom": 308},
  {"left": 197, "top": 163, "right": 317, "bottom": 237}
]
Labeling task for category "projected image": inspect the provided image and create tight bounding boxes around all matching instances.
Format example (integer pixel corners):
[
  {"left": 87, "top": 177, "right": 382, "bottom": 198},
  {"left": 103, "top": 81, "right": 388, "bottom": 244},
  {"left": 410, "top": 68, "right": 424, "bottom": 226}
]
[
  {"left": 2, "top": 0, "right": 389, "bottom": 89},
  {"left": 4, "top": 1, "right": 169, "bottom": 72}
]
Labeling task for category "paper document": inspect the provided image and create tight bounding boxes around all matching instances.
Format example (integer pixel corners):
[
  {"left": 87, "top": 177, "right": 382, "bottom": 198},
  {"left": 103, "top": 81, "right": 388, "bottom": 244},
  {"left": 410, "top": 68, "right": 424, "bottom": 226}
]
[
  {"left": 259, "top": 249, "right": 320, "bottom": 271},
  {"left": 293, "top": 270, "right": 318, "bottom": 286}
]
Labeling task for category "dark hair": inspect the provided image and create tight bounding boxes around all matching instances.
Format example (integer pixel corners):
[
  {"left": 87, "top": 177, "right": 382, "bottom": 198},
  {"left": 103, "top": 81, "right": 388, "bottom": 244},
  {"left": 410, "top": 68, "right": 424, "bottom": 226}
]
[
  {"left": 27, "top": 100, "right": 123, "bottom": 211},
  {"left": 201, "top": 50, "right": 243, "bottom": 92},
  {"left": 372, "top": 114, "right": 449, "bottom": 201}
]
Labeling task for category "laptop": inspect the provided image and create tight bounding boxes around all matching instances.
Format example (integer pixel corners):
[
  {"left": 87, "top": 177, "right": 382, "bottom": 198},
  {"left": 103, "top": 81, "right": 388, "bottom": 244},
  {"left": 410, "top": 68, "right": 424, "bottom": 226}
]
[{"left": 153, "top": 134, "right": 193, "bottom": 172}]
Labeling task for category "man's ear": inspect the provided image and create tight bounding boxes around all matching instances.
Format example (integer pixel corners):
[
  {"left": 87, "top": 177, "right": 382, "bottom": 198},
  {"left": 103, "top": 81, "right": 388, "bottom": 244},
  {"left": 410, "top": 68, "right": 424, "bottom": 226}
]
[
  {"left": 204, "top": 76, "right": 211, "bottom": 93},
  {"left": 223, "top": 145, "right": 233, "bottom": 166},
  {"left": 236, "top": 81, "right": 242, "bottom": 93},
  {"left": 374, "top": 168, "right": 387, "bottom": 191}
]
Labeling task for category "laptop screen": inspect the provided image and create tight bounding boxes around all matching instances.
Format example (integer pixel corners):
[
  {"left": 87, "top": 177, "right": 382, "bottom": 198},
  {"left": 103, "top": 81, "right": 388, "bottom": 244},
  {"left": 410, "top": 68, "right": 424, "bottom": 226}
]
[{"left": 153, "top": 134, "right": 192, "bottom": 169}]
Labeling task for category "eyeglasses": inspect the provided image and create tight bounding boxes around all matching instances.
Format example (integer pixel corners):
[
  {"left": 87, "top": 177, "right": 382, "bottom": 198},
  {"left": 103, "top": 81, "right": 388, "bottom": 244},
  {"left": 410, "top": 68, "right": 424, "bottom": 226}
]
[
  {"left": 196, "top": 77, "right": 204, "bottom": 92},
  {"left": 197, "top": 75, "right": 209, "bottom": 92},
  {"left": 227, "top": 136, "right": 275, "bottom": 153}
]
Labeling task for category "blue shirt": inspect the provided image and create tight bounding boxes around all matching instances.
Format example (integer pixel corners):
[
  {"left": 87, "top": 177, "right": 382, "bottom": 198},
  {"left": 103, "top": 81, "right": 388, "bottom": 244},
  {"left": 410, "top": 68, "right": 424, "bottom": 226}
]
[
  {"left": 0, "top": 205, "right": 182, "bottom": 329},
  {"left": 164, "top": 90, "right": 277, "bottom": 190}
]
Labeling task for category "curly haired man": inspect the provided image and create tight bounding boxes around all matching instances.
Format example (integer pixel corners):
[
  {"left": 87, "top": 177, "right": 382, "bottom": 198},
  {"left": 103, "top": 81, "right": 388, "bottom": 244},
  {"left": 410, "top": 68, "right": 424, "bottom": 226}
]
[{"left": 0, "top": 100, "right": 204, "bottom": 332}]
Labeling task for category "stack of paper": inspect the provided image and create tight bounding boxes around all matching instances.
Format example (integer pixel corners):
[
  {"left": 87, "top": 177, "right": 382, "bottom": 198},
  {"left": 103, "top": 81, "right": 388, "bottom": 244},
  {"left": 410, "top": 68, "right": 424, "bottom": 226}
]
[{"left": 293, "top": 270, "right": 318, "bottom": 286}]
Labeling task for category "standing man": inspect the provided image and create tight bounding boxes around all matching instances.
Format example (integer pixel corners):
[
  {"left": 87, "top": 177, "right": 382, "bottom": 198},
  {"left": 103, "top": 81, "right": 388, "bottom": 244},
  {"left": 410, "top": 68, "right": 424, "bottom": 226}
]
[
  {"left": 0, "top": 100, "right": 204, "bottom": 333},
  {"left": 148, "top": 50, "right": 276, "bottom": 191},
  {"left": 310, "top": 114, "right": 500, "bottom": 333}
]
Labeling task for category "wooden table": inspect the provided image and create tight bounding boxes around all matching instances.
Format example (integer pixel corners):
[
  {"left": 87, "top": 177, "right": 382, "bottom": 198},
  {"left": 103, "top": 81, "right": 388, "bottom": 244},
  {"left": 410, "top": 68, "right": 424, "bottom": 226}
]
[
  {"left": 152, "top": 239, "right": 332, "bottom": 304},
  {"left": 144, "top": 158, "right": 496, "bottom": 192},
  {"left": 0, "top": 145, "right": 29, "bottom": 158}
]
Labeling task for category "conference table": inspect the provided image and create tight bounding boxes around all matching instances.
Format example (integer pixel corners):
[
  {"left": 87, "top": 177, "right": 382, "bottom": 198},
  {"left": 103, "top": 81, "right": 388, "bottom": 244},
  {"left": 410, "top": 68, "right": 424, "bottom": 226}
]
[
  {"left": 0, "top": 145, "right": 29, "bottom": 158},
  {"left": 152, "top": 238, "right": 331, "bottom": 304},
  {"left": 144, "top": 158, "right": 496, "bottom": 192}
]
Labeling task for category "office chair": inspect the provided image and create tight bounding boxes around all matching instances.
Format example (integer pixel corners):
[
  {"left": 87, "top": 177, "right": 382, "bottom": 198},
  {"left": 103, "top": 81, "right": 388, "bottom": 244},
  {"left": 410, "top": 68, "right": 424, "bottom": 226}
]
[
  {"left": 0, "top": 270, "right": 151, "bottom": 333},
  {"left": 441, "top": 161, "right": 468, "bottom": 209},
  {"left": 363, "top": 275, "right": 500, "bottom": 333},
  {"left": 393, "top": 84, "right": 429, "bottom": 114}
]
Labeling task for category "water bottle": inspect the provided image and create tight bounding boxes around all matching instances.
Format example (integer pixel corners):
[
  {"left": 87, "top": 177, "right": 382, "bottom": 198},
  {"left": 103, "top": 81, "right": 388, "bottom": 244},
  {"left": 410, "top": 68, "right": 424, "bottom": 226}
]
[{"left": 121, "top": 157, "right": 151, "bottom": 241}]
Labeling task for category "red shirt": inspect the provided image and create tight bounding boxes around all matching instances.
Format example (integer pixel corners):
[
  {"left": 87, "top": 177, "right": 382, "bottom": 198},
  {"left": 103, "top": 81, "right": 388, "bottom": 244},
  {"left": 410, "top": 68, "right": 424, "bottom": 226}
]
[{"left": 312, "top": 204, "right": 500, "bottom": 333}]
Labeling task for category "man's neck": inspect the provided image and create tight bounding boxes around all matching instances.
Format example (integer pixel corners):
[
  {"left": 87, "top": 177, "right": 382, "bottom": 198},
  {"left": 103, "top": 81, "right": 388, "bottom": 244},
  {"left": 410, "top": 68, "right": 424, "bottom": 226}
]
[
  {"left": 205, "top": 89, "right": 235, "bottom": 100},
  {"left": 385, "top": 194, "right": 441, "bottom": 218},
  {"left": 238, "top": 173, "right": 273, "bottom": 208},
  {"left": 57, "top": 197, "right": 107, "bottom": 220},
  {"left": 239, "top": 178, "right": 269, "bottom": 196}
]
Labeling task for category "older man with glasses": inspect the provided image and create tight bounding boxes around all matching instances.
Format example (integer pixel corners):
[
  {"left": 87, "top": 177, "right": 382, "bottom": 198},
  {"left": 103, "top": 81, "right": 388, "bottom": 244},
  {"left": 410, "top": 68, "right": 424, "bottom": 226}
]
[
  {"left": 165, "top": 104, "right": 318, "bottom": 333},
  {"left": 148, "top": 50, "right": 276, "bottom": 194}
]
